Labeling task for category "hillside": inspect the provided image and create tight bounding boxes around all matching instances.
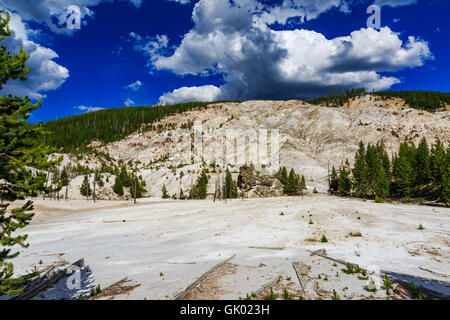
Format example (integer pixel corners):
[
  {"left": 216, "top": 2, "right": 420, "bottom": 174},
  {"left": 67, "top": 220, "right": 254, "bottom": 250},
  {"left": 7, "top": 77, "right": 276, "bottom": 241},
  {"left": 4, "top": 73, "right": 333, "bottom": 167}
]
[{"left": 42, "top": 94, "right": 450, "bottom": 201}]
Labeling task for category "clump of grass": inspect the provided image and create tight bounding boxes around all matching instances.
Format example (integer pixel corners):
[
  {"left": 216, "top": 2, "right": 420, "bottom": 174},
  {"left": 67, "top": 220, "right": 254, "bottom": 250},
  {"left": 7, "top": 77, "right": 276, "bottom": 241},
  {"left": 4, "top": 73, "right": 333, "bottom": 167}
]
[
  {"left": 381, "top": 274, "right": 394, "bottom": 290},
  {"left": 313, "top": 187, "right": 318, "bottom": 194},
  {"left": 332, "top": 290, "right": 340, "bottom": 300},
  {"left": 90, "top": 284, "right": 101, "bottom": 297},
  {"left": 279, "top": 212, "right": 284, "bottom": 216},
  {"left": 264, "top": 287, "right": 277, "bottom": 300},
  {"left": 357, "top": 269, "right": 369, "bottom": 280},
  {"left": 160, "top": 272, "right": 164, "bottom": 277},
  {"left": 374, "top": 196, "right": 384, "bottom": 203},
  {"left": 417, "top": 224, "right": 424, "bottom": 230},
  {"left": 320, "top": 235, "right": 328, "bottom": 243},
  {"left": 305, "top": 238, "right": 317, "bottom": 242},
  {"left": 318, "top": 274, "right": 322, "bottom": 279},
  {"left": 324, "top": 275, "right": 328, "bottom": 281},
  {"left": 286, "top": 277, "right": 291, "bottom": 281},
  {"left": 342, "top": 263, "right": 363, "bottom": 275},
  {"left": 349, "top": 232, "right": 362, "bottom": 237},
  {"left": 408, "top": 281, "right": 422, "bottom": 300},
  {"left": 282, "top": 288, "right": 293, "bottom": 300},
  {"left": 309, "top": 218, "right": 314, "bottom": 225}
]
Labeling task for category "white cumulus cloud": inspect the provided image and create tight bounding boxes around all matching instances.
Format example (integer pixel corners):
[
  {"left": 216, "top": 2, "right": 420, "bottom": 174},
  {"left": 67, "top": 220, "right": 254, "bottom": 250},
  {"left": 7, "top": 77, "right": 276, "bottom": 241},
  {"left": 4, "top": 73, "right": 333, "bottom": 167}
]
[
  {"left": 159, "top": 85, "right": 221, "bottom": 104},
  {"left": 124, "top": 98, "right": 135, "bottom": 106},
  {"left": 0, "top": 0, "right": 142, "bottom": 34},
  {"left": 138, "top": 0, "right": 431, "bottom": 104},
  {"left": 1, "top": 12, "right": 69, "bottom": 99},
  {"left": 124, "top": 80, "right": 143, "bottom": 91},
  {"left": 75, "top": 105, "right": 104, "bottom": 112}
]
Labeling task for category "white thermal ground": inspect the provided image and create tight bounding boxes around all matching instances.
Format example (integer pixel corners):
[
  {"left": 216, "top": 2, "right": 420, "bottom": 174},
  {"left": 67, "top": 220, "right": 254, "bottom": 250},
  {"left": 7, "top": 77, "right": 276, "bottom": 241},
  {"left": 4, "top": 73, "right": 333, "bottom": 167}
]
[{"left": 8, "top": 195, "right": 450, "bottom": 300}]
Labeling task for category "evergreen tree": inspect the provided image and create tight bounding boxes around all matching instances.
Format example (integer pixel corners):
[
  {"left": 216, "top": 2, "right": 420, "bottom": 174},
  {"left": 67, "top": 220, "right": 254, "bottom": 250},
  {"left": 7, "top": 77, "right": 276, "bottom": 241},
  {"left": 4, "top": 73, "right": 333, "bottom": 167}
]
[
  {"left": 430, "top": 138, "right": 446, "bottom": 192},
  {"left": 442, "top": 149, "right": 450, "bottom": 204},
  {"left": 353, "top": 142, "right": 369, "bottom": 197},
  {"left": 415, "top": 138, "right": 431, "bottom": 186},
  {"left": 393, "top": 142, "right": 414, "bottom": 197},
  {"left": 192, "top": 171, "right": 209, "bottom": 199},
  {"left": 224, "top": 169, "right": 238, "bottom": 199},
  {"left": 338, "top": 168, "right": 351, "bottom": 195},
  {"left": 60, "top": 167, "right": 69, "bottom": 200},
  {"left": 80, "top": 175, "right": 91, "bottom": 199},
  {"left": 301, "top": 175, "right": 307, "bottom": 192},
  {"left": 161, "top": 184, "right": 169, "bottom": 199},
  {"left": 0, "top": 11, "right": 56, "bottom": 295},
  {"left": 112, "top": 175, "right": 124, "bottom": 196},
  {"left": 280, "top": 167, "right": 288, "bottom": 186},
  {"left": 94, "top": 171, "right": 104, "bottom": 188}
]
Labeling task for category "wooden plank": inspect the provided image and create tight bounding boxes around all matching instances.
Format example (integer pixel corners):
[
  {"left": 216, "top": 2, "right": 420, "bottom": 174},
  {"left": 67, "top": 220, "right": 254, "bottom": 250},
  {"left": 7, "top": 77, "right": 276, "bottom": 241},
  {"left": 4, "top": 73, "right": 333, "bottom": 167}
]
[
  {"left": 292, "top": 262, "right": 306, "bottom": 294},
  {"left": 172, "top": 255, "right": 236, "bottom": 300}
]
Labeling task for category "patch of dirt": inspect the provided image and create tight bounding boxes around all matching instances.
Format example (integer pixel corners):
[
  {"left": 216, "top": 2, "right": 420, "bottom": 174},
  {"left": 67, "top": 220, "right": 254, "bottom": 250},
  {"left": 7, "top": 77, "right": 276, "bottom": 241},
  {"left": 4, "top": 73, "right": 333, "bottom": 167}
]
[
  {"left": 184, "top": 263, "right": 238, "bottom": 300},
  {"left": 90, "top": 279, "right": 140, "bottom": 300}
]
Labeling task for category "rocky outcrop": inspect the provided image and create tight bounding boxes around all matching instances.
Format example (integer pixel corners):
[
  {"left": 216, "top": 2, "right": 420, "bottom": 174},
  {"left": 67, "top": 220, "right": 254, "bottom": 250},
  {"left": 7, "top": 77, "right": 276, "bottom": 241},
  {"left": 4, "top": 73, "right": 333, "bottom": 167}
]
[{"left": 238, "top": 166, "right": 284, "bottom": 198}]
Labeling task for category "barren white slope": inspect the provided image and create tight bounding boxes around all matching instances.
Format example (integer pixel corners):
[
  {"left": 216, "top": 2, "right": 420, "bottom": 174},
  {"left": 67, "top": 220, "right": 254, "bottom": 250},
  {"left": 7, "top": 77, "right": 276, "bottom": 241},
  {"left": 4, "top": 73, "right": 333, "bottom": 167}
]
[
  {"left": 8, "top": 196, "right": 450, "bottom": 300},
  {"left": 96, "top": 98, "right": 449, "bottom": 198}
]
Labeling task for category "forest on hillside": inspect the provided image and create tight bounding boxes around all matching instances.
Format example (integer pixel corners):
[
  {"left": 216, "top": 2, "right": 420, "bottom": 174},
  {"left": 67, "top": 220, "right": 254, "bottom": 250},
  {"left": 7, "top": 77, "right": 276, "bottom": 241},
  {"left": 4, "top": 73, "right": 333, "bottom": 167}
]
[
  {"left": 373, "top": 90, "right": 450, "bottom": 111},
  {"left": 41, "top": 102, "right": 210, "bottom": 152},
  {"left": 309, "top": 89, "right": 450, "bottom": 111}
]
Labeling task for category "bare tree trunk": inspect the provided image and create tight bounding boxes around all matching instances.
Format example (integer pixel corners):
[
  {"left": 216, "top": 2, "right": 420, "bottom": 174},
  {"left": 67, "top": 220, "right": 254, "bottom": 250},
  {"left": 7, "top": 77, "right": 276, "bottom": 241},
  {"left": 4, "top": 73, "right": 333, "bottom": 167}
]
[{"left": 93, "top": 178, "right": 96, "bottom": 203}]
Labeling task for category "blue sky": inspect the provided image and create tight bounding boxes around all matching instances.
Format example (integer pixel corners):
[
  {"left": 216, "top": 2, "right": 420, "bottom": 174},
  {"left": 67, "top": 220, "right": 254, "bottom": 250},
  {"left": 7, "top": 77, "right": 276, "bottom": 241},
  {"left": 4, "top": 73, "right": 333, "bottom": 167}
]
[{"left": 0, "top": 0, "right": 448, "bottom": 122}]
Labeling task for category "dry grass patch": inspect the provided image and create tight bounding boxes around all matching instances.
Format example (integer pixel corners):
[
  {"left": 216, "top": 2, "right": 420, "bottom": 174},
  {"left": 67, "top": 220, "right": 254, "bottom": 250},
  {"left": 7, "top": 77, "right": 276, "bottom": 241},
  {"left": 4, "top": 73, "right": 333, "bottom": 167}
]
[{"left": 349, "top": 232, "right": 362, "bottom": 237}]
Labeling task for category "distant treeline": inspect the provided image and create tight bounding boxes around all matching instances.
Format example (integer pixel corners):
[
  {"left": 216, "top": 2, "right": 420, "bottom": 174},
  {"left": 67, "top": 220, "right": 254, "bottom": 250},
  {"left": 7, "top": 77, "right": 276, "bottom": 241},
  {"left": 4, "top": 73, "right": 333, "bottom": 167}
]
[
  {"left": 41, "top": 102, "right": 210, "bottom": 152},
  {"left": 308, "top": 88, "right": 368, "bottom": 107},
  {"left": 309, "top": 88, "right": 450, "bottom": 112},
  {"left": 373, "top": 90, "right": 450, "bottom": 111},
  {"left": 331, "top": 138, "right": 450, "bottom": 204}
]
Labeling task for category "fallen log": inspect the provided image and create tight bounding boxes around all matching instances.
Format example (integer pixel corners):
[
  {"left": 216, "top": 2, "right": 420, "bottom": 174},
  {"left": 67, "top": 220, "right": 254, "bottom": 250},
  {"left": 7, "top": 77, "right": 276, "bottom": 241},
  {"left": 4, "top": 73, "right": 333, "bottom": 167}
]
[
  {"left": 10, "top": 258, "right": 84, "bottom": 300},
  {"left": 249, "top": 246, "right": 285, "bottom": 251},
  {"left": 172, "top": 255, "right": 236, "bottom": 300},
  {"left": 254, "top": 276, "right": 281, "bottom": 298},
  {"left": 292, "top": 262, "right": 306, "bottom": 294},
  {"left": 89, "top": 278, "right": 140, "bottom": 300}
]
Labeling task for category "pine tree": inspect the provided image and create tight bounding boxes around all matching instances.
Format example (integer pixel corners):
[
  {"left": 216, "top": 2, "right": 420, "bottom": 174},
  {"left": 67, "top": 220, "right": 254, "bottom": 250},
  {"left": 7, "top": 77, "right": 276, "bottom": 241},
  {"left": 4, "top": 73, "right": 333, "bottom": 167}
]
[
  {"left": 60, "top": 167, "right": 69, "bottom": 200},
  {"left": 430, "top": 138, "right": 446, "bottom": 193},
  {"left": 415, "top": 138, "right": 431, "bottom": 186},
  {"left": 80, "top": 175, "right": 91, "bottom": 199},
  {"left": 112, "top": 174, "right": 124, "bottom": 196},
  {"left": 394, "top": 142, "right": 414, "bottom": 197},
  {"left": 224, "top": 169, "right": 237, "bottom": 199},
  {"left": 301, "top": 175, "right": 307, "bottom": 192},
  {"left": 442, "top": 149, "right": 450, "bottom": 204},
  {"left": 0, "top": 10, "right": 57, "bottom": 295},
  {"left": 280, "top": 167, "right": 288, "bottom": 186},
  {"left": 338, "top": 168, "right": 351, "bottom": 195},
  {"left": 192, "top": 171, "right": 209, "bottom": 199},
  {"left": 353, "top": 142, "right": 369, "bottom": 197},
  {"left": 161, "top": 184, "right": 169, "bottom": 199}
]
